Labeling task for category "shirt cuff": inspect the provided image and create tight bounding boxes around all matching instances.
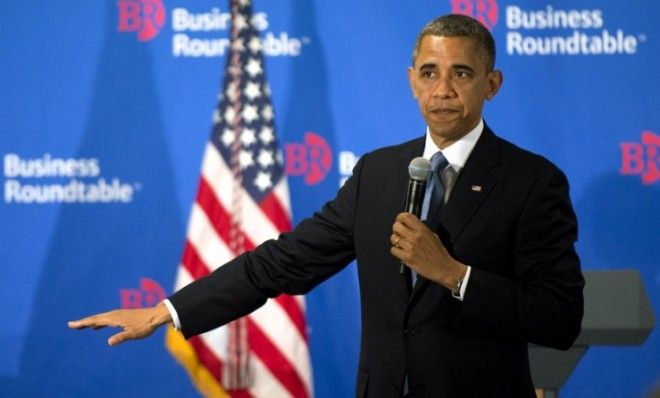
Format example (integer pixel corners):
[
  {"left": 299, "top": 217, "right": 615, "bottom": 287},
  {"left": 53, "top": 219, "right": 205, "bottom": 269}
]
[
  {"left": 162, "top": 299, "right": 182, "bottom": 331},
  {"left": 451, "top": 265, "right": 471, "bottom": 301}
]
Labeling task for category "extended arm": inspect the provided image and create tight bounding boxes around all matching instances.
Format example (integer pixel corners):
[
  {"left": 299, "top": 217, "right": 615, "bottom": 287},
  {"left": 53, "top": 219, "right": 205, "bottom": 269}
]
[{"left": 69, "top": 155, "right": 366, "bottom": 344}]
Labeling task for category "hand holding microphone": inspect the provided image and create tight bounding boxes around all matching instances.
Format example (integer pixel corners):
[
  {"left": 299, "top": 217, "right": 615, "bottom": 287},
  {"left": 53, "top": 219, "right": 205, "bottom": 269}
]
[
  {"left": 398, "top": 157, "right": 432, "bottom": 273},
  {"left": 392, "top": 157, "right": 468, "bottom": 290}
]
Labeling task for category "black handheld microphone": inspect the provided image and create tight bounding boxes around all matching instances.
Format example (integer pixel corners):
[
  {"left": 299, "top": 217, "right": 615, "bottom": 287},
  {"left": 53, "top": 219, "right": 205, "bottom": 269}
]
[{"left": 399, "top": 157, "right": 432, "bottom": 273}]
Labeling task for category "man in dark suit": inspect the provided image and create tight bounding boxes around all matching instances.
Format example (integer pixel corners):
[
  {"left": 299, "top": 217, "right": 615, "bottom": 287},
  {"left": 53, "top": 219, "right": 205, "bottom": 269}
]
[{"left": 70, "top": 14, "right": 584, "bottom": 397}]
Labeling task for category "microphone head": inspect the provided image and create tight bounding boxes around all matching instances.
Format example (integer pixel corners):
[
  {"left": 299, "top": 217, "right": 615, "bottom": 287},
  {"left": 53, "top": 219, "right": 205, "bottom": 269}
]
[{"left": 408, "top": 157, "right": 432, "bottom": 181}]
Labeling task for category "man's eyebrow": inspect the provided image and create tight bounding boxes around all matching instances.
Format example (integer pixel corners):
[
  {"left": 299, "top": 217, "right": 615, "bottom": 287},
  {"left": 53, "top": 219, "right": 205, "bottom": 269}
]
[
  {"left": 419, "top": 62, "right": 437, "bottom": 71},
  {"left": 452, "top": 63, "right": 476, "bottom": 72},
  {"left": 418, "top": 62, "right": 478, "bottom": 72}
]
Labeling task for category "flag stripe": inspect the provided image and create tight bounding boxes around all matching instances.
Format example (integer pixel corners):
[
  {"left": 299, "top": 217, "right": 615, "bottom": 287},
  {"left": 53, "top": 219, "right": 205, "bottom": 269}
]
[
  {"left": 259, "top": 191, "right": 292, "bottom": 233},
  {"left": 189, "top": 292, "right": 311, "bottom": 397},
  {"left": 231, "top": 390, "right": 254, "bottom": 398},
  {"left": 197, "top": 176, "right": 257, "bottom": 252},
  {"left": 250, "top": 301, "right": 311, "bottom": 387},
  {"left": 201, "top": 144, "right": 282, "bottom": 245},
  {"left": 187, "top": 202, "right": 235, "bottom": 271},
  {"left": 174, "top": 265, "right": 194, "bottom": 292},
  {"left": 273, "top": 295, "right": 308, "bottom": 342},
  {"left": 272, "top": 179, "right": 292, "bottom": 219},
  {"left": 248, "top": 319, "right": 310, "bottom": 398},
  {"left": 247, "top": 354, "right": 291, "bottom": 397},
  {"left": 182, "top": 241, "right": 212, "bottom": 280},
  {"left": 189, "top": 335, "right": 224, "bottom": 384},
  {"left": 195, "top": 176, "right": 308, "bottom": 340},
  {"left": 191, "top": 334, "right": 260, "bottom": 398}
]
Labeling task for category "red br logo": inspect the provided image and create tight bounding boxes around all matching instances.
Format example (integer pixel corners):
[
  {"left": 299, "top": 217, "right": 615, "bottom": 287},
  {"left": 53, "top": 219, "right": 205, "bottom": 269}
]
[
  {"left": 284, "top": 132, "right": 333, "bottom": 185},
  {"left": 117, "top": 0, "right": 166, "bottom": 42},
  {"left": 620, "top": 130, "right": 660, "bottom": 185},
  {"left": 450, "top": 0, "right": 498, "bottom": 31},
  {"left": 120, "top": 278, "right": 166, "bottom": 308}
]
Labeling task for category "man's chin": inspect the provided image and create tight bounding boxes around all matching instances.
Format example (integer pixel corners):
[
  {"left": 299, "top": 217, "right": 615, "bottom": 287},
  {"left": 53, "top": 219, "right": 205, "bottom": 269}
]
[{"left": 428, "top": 125, "right": 471, "bottom": 146}]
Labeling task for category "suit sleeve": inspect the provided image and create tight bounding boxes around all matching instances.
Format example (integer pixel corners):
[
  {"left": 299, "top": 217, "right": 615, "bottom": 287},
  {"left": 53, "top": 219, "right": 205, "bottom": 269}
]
[
  {"left": 454, "top": 165, "right": 584, "bottom": 350},
  {"left": 168, "top": 155, "right": 366, "bottom": 339}
]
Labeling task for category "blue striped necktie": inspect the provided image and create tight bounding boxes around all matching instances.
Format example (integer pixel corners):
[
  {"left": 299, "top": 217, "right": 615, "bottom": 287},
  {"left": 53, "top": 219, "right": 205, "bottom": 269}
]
[{"left": 421, "top": 151, "right": 449, "bottom": 223}]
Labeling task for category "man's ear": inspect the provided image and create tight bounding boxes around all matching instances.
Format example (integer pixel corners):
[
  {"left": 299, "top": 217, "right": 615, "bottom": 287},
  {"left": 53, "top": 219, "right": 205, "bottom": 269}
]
[
  {"left": 407, "top": 66, "right": 418, "bottom": 99},
  {"left": 485, "top": 69, "right": 503, "bottom": 100}
]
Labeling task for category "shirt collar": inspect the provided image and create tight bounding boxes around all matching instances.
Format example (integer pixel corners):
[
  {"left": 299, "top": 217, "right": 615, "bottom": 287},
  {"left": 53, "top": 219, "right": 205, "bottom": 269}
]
[{"left": 422, "top": 119, "right": 483, "bottom": 171}]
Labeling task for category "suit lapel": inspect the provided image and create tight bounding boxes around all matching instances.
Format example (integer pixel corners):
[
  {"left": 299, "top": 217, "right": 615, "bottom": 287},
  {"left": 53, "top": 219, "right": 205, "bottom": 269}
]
[
  {"left": 441, "top": 129, "right": 499, "bottom": 243},
  {"left": 426, "top": 126, "right": 499, "bottom": 242}
]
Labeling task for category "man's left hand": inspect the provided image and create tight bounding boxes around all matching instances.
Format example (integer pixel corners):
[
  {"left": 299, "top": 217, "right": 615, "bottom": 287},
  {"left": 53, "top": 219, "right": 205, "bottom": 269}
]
[{"left": 390, "top": 212, "right": 467, "bottom": 290}]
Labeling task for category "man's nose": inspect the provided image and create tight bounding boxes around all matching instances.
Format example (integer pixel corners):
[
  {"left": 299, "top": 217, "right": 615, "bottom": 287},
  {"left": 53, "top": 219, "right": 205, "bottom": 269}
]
[{"left": 432, "top": 75, "right": 454, "bottom": 98}]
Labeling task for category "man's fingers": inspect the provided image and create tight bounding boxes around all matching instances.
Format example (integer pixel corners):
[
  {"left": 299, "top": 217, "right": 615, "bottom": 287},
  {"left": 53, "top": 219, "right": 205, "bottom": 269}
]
[
  {"left": 392, "top": 220, "right": 412, "bottom": 238},
  {"left": 67, "top": 320, "right": 85, "bottom": 329},
  {"left": 392, "top": 212, "right": 426, "bottom": 238},
  {"left": 391, "top": 233, "right": 401, "bottom": 247},
  {"left": 391, "top": 233, "right": 413, "bottom": 252},
  {"left": 108, "top": 331, "right": 130, "bottom": 346},
  {"left": 391, "top": 244, "right": 411, "bottom": 265},
  {"left": 68, "top": 311, "right": 119, "bottom": 329},
  {"left": 108, "top": 327, "right": 144, "bottom": 346},
  {"left": 68, "top": 316, "right": 103, "bottom": 329},
  {"left": 396, "top": 212, "right": 422, "bottom": 226}
]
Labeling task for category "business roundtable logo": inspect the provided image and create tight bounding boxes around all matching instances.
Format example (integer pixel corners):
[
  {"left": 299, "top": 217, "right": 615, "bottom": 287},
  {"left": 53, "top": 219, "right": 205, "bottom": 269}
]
[
  {"left": 117, "top": 0, "right": 166, "bottom": 42},
  {"left": 450, "top": 0, "right": 499, "bottom": 31},
  {"left": 284, "top": 132, "right": 332, "bottom": 186},
  {"left": 120, "top": 277, "right": 166, "bottom": 308},
  {"left": 449, "top": 0, "right": 647, "bottom": 56},
  {"left": 3, "top": 153, "right": 141, "bottom": 204},
  {"left": 620, "top": 131, "right": 659, "bottom": 185},
  {"left": 117, "top": 1, "right": 311, "bottom": 57}
]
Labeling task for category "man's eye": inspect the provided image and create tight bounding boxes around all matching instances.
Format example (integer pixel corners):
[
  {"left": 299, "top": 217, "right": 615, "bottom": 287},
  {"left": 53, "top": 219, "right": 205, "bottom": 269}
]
[
  {"left": 455, "top": 71, "right": 471, "bottom": 78},
  {"left": 422, "top": 71, "right": 435, "bottom": 78}
]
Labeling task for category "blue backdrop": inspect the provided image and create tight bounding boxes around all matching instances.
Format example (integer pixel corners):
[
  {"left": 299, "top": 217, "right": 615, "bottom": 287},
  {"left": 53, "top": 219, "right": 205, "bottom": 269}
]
[{"left": 1, "top": 1, "right": 658, "bottom": 397}]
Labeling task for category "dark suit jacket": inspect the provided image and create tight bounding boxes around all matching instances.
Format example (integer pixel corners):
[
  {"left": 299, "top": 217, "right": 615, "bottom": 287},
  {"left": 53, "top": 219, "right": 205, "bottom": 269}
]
[{"left": 169, "top": 125, "right": 585, "bottom": 397}]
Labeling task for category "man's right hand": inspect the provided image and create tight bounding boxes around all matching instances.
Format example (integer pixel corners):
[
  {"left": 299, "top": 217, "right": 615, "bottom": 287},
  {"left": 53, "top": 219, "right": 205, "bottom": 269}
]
[{"left": 68, "top": 301, "right": 173, "bottom": 346}]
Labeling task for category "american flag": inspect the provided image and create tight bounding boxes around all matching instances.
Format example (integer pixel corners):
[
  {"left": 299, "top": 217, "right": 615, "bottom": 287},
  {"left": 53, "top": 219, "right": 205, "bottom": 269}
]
[{"left": 165, "top": 1, "right": 313, "bottom": 397}]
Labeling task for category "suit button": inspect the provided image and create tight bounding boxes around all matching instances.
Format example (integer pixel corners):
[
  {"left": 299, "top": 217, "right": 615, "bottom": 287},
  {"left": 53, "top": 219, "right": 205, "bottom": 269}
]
[{"left": 403, "top": 329, "right": 417, "bottom": 336}]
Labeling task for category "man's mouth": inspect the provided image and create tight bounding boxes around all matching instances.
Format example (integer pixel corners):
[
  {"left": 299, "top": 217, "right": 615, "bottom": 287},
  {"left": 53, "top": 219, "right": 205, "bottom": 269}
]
[{"left": 429, "top": 107, "right": 459, "bottom": 115}]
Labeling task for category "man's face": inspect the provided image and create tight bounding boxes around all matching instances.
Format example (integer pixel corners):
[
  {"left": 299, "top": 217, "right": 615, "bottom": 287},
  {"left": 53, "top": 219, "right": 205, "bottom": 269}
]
[{"left": 408, "top": 35, "right": 502, "bottom": 148}]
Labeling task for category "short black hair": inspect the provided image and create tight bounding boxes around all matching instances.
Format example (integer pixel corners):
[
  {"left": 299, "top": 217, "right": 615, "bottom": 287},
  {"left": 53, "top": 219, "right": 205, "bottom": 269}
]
[{"left": 412, "top": 14, "right": 496, "bottom": 71}]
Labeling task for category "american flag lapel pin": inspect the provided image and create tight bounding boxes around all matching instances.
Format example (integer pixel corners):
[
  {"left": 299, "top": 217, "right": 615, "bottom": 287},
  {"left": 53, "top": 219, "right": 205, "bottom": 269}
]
[{"left": 471, "top": 185, "right": 482, "bottom": 192}]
